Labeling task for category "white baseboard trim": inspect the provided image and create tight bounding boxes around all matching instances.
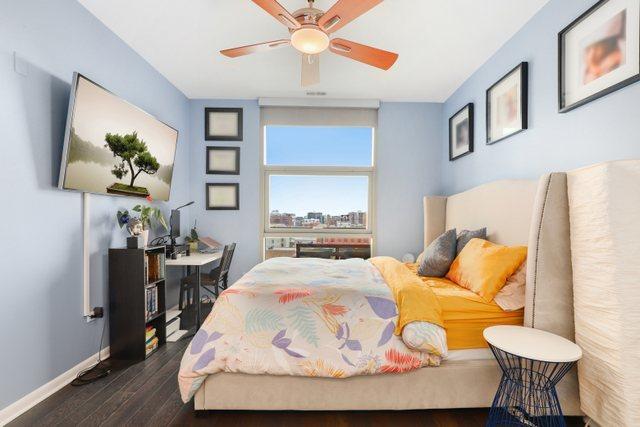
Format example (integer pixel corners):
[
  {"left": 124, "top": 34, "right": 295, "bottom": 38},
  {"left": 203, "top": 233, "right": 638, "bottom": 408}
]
[{"left": 0, "top": 346, "right": 109, "bottom": 426}]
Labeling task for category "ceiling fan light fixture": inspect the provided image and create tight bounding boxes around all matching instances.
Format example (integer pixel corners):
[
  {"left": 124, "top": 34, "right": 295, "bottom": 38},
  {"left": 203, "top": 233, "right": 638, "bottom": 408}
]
[{"left": 291, "top": 27, "right": 329, "bottom": 55}]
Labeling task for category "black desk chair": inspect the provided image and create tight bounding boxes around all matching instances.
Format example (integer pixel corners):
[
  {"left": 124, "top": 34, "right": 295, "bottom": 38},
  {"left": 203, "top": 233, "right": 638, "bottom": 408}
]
[{"left": 179, "top": 243, "right": 236, "bottom": 313}]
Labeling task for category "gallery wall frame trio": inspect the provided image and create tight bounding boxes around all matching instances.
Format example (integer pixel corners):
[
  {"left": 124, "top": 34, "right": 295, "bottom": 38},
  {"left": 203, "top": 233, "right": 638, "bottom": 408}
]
[{"left": 205, "top": 107, "right": 242, "bottom": 210}]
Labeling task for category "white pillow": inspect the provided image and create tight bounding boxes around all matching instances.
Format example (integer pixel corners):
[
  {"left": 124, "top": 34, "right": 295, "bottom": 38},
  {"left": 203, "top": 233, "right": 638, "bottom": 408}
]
[{"left": 493, "top": 261, "right": 526, "bottom": 311}]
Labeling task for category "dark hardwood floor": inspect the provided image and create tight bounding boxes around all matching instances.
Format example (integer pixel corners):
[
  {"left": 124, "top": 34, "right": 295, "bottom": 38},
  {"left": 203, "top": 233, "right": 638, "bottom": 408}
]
[{"left": 8, "top": 340, "right": 582, "bottom": 426}]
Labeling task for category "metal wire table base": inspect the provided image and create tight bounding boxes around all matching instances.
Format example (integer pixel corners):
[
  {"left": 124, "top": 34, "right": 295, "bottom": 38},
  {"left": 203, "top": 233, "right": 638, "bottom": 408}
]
[{"left": 486, "top": 343, "right": 576, "bottom": 427}]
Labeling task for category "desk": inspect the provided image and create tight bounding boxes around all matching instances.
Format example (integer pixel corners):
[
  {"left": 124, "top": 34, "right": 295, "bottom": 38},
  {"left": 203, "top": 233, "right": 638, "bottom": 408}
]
[{"left": 166, "top": 252, "right": 222, "bottom": 331}]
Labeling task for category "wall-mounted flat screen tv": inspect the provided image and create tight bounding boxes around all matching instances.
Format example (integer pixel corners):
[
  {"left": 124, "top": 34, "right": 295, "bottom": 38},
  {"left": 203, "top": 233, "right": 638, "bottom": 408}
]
[{"left": 58, "top": 73, "right": 178, "bottom": 201}]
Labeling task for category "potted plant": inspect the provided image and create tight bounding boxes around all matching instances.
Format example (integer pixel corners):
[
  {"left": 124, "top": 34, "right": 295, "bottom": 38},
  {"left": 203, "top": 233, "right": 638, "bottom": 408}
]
[
  {"left": 185, "top": 222, "right": 199, "bottom": 252},
  {"left": 117, "top": 204, "right": 168, "bottom": 247}
]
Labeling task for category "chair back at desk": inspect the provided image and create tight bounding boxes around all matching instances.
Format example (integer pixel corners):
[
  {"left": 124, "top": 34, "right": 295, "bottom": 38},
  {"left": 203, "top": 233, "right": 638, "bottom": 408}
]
[{"left": 210, "top": 243, "right": 236, "bottom": 291}]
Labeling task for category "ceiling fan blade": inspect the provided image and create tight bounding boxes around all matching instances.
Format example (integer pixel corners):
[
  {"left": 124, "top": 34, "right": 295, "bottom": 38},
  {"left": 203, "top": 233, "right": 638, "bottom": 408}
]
[
  {"left": 329, "top": 38, "right": 398, "bottom": 70},
  {"left": 301, "top": 54, "right": 320, "bottom": 87},
  {"left": 318, "top": 0, "right": 383, "bottom": 34},
  {"left": 220, "top": 39, "right": 290, "bottom": 58},
  {"left": 251, "top": 0, "right": 301, "bottom": 30}
]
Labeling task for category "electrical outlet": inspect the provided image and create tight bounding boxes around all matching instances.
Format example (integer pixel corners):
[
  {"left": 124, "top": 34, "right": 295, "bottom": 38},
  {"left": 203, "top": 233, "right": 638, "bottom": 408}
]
[{"left": 85, "top": 307, "right": 104, "bottom": 322}]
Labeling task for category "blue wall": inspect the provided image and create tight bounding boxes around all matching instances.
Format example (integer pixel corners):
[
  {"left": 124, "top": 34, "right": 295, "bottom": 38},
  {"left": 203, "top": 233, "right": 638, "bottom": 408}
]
[
  {"left": 376, "top": 103, "right": 443, "bottom": 259},
  {"left": 0, "top": 0, "right": 190, "bottom": 411},
  {"left": 441, "top": 0, "right": 640, "bottom": 194}
]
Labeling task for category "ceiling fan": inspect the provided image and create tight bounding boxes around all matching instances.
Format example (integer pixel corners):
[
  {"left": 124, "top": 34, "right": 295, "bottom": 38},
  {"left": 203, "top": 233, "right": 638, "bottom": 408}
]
[{"left": 220, "top": 0, "right": 398, "bottom": 87}]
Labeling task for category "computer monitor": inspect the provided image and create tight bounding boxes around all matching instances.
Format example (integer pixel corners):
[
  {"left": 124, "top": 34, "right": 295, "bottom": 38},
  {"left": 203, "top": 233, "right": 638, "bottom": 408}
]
[{"left": 170, "top": 209, "right": 180, "bottom": 239}]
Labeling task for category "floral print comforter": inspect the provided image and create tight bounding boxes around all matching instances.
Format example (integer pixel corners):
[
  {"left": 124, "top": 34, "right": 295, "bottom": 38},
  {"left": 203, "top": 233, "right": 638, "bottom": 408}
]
[{"left": 178, "top": 257, "right": 444, "bottom": 402}]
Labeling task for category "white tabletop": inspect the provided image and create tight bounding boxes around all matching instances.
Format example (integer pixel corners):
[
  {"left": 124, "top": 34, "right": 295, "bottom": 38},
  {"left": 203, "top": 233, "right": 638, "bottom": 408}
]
[
  {"left": 165, "top": 251, "right": 222, "bottom": 267},
  {"left": 483, "top": 326, "right": 582, "bottom": 363}
]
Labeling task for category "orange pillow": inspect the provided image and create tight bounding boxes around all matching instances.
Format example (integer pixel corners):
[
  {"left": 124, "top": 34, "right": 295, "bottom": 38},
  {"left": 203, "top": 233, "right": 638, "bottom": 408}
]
[{"left": 446, "top": 238, "right": 527, "bottom": 302}]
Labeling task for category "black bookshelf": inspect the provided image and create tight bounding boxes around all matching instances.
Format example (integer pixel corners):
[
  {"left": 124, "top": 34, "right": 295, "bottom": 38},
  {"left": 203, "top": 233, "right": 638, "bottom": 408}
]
[{"left": 109, "top": 246, "right": 166, "bottom": 363}]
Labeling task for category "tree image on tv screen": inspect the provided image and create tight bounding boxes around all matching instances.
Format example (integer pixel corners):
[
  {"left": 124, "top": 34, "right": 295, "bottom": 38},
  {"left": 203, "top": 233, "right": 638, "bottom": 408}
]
[{"left": 104, "top": 131, "right": 159, "bottom": 197}]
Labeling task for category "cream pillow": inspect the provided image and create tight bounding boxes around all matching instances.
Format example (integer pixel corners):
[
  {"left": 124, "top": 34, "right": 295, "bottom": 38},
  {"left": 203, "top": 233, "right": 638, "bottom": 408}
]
[{"left": 494, "top": 261, "right": 526, "bottom": 311}]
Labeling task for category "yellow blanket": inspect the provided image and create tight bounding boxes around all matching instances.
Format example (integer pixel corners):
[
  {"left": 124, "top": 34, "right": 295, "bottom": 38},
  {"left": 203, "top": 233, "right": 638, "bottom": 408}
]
[{"left": 369, "top": 256, "right": 444, "bottom": 334}]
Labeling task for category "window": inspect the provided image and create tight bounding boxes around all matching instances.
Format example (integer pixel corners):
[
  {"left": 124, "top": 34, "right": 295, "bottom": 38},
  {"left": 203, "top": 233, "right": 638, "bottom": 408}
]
[{"left": 260, "top": 108, "right": 376, "bottom": 260}]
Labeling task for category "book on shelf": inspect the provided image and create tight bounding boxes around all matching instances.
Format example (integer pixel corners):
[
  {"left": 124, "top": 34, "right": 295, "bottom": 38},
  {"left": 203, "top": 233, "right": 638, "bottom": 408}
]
[
  {"left": 144, "top": 253, "right": 149, "bottom": 285},
  {"left": 145, "top": 285, "right": 159, "bottom": 320},
  {"left": 145, "top": 336, "right": 159, "bottom": 356},
  {"left": 145, "top": 326, "right": 156, "bottom": 342},
  {"left": 146, "top": 252, "right": 165, "bottom": 283}
]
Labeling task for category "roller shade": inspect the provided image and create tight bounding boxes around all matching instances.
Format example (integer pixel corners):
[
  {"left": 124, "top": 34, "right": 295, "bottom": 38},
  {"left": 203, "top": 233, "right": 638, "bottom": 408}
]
[{"left": 260, "top": 107, "right": 378, "bottom": 128}]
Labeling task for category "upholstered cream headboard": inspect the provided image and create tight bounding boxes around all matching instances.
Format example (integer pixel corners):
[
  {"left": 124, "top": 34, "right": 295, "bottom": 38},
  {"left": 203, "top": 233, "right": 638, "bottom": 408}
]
[
  {"left": 423, "top": 180, "right": 537, "bottom": 248},
  {"left": 421, "top": 176, "right": 575, "bottom": 340}
]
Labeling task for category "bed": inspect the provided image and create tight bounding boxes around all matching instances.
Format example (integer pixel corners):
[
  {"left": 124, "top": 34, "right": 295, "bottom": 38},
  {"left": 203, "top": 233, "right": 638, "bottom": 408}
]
[{"left": 181, "top": 174, "right": 580, "bottom": 414}]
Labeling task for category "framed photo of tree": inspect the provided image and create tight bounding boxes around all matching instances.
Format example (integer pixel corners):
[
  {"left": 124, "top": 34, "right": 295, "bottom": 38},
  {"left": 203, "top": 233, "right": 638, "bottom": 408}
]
[
  {"left": 58, "top": 73, "right": 178, "bottom": 201},
  {"left": 205, "top": 108, "right": 243, "bottom": 141},
  {"left": 206, "top": 183, "right": 239, "bottom": 210}
]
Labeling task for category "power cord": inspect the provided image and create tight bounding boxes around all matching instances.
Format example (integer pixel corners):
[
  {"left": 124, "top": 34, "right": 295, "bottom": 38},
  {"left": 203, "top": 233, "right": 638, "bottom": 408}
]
[
  {"left": 150, "top": 234, "right": 170, "bottom": 246},
  {"left": 71, "top": 317, "right": 111, "bottom": 386}
]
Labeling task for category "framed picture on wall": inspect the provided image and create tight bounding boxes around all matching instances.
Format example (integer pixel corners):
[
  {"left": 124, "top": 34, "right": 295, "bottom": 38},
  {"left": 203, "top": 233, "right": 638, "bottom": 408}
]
[
  {"left": 486, "top": 62, "right": 528, "bottom": 144},
  {"left": 449, "top": 103, "right": 474, "bottom": 161},
  {"left": 205, "top": 108, "right": 243, "bottom": 141},
  {"left": 559, "top": 0, "right": 640, "bottom": 112},
  {"left": 206, "top": 183, "right": 239, "bottom": 210},
  {"left": 206, "top": 147, "right": 240, "bottom": 175}
]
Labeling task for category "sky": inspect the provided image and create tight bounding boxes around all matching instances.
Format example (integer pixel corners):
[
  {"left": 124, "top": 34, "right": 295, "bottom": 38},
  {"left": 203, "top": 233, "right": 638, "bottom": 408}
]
[{"left": 266, "top": 126, "right": 372, "bottom": 217}]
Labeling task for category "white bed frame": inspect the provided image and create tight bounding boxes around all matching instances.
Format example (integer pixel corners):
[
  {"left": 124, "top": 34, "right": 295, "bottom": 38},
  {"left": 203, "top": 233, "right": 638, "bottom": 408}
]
[{"left": 194, "top": 174, "right": 581, "bottom": 414}]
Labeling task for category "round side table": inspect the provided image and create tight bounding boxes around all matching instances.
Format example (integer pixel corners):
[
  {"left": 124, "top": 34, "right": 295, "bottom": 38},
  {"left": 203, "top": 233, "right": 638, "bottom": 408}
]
[{"left": 483, "top": 326, "right": 582, "bottom": 427}]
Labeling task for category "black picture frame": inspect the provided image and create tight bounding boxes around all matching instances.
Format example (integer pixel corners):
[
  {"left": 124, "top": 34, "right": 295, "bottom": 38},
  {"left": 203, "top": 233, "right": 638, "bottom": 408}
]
[
  {"left": 558, "top": 0, "right": 640, "bottom": 113},
  {"left": 486, "top": 62, "right": 529, "bottom": 145},
  {"left": 206, "top": 147, "right": 240, "bottom": 175},
  {"left": 206, "top": 183, "right": 239, "bottom": 210},
  {"left": 449, "top": 103, "right": 474, "bottom": 161},
  {"left": 205, "top": 107, "right": 243, "bottom": 141}
]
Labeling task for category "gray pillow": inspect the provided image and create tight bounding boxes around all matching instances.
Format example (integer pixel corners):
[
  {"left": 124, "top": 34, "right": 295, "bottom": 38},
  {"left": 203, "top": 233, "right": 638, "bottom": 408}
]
[
  {"left": 457, "top": 228, "right": 487, "bottom": 254},
  {"left": 417, "top": 229, "right": 457, "bottom": 277}
]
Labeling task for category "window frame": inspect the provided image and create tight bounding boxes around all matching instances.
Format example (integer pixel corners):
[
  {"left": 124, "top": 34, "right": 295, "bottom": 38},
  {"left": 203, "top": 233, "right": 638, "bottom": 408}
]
[{"left": 259, "top": 124, "right": 376, "bottom": 260}]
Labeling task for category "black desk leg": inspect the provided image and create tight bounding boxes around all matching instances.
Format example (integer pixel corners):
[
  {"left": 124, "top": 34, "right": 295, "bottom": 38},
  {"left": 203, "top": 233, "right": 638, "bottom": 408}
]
[{"left": 195, "top": 265, "right": 202, "bottom": 331}]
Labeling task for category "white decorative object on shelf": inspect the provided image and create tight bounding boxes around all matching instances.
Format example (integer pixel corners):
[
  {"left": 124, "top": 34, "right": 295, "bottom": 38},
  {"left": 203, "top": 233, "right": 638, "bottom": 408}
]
[{"left": 140, "top": 229, "right": 149, "bottom": 248}]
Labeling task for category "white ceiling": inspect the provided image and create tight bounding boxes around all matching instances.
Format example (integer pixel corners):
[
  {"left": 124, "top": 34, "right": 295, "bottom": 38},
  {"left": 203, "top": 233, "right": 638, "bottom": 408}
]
[{"left": 78, "top": 0, "right": 548, "bottom": 101}]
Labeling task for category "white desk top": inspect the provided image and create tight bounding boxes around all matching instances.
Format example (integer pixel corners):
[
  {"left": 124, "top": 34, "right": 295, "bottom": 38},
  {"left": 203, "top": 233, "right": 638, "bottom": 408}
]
[
  {"left": 483, "top": 326, "right": 582, "bottom": 363},
  {"left": 165, "top": 251, "right": 222, "bottom": 267}
]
